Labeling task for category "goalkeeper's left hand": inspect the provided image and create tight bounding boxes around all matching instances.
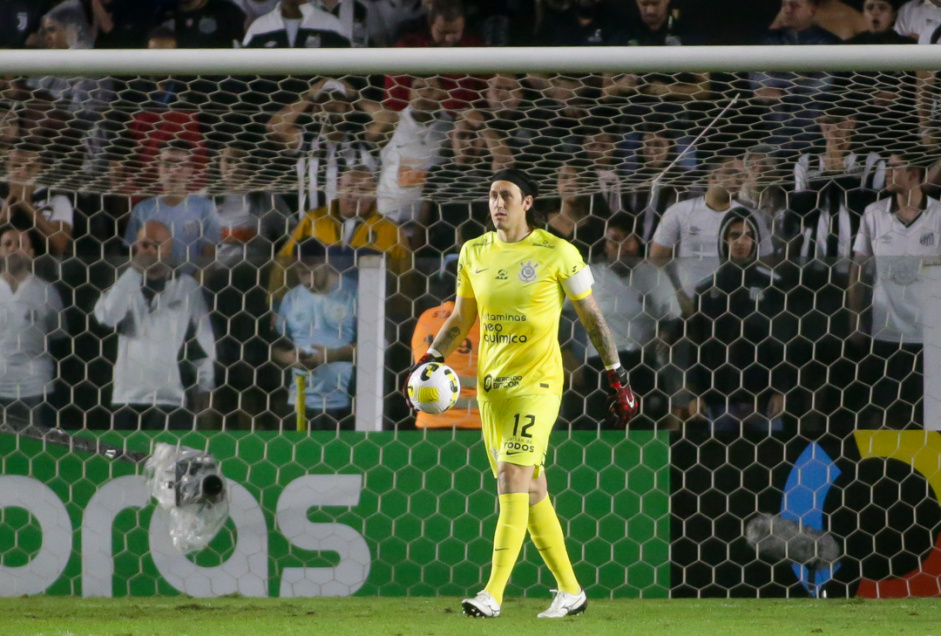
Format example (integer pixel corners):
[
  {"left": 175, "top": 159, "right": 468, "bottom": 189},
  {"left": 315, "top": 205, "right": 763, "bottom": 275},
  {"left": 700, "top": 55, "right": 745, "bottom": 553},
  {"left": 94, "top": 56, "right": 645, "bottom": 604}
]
[{"left": 605, "top": 366, "right": 638, "bottom": 427}]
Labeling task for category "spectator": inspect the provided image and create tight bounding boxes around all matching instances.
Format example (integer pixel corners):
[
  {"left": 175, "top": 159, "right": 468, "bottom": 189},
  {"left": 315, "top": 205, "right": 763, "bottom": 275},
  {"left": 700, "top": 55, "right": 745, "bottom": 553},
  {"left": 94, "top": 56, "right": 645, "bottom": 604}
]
[
  {"left": 803, "top": 0, "right": 866, "bottom": 39},
  {"left": 230, "top": 0, "right": 280, "bottom": 28},
  {"left": 795, "top": 112, "right": 886, "bottom": 192},
  {"left": 0, "top": 226, "right": 65, "bottom": 428},
  {"left": 650, "top": 156, "right": 773, "bottom": 314},
  {"left": 0, "top": 146, "right": 74, "bottom": 256},
  {"left": 849, "top": 149, "right": 941, "bottom": 429},
  {"left": 366, "top": 0, "right": 426, "bottom": 47},
  {"left": 762, "top": 0, "right": 841, "bottom": 45},
  {"left": 751, "top": 0, "right": 838, "bottom": 102},
  {"left": 0, "top": 0, "right": 53, "bottom": 49},
  {"left": 371, "top": 76, "right": 452, "bottom": 224},
  {"left": 411, "top": 259, "right": 481, "bottom": 429},
  {"left": 602, "top": 0, "right": 709, "bottom": 100},
  {"left": 536, "top": 0, "right": 624, "bottom": 46},
  {"left": 688, "top": 208, "right": 794, "bottom": 433},
  {"left": 124, "top": 140, "right": 222, "bottom": 269},
  {"left": 384, "top": 0, "right": 484, "bottom": 112},
  {"left": 212, "top": 142, "right": 292, "bottom": 267},
  {"left": 739, "top": 144, "right": 797, "bottom": 259},
  {"left": 270, "top": 165, "right": 410, "bottom": 300},
  {"left": 471, "top": 0, "right": 537, "bottom": 46},
  {"left": 625, "top": 125, "right": 689, "bottom": 248},
  {"left": 242, "top": 0, "right": 351, "bottom": 48},
  {"left": 617, "top": 0, "right": 688, "bottom": 45},
  {"left": 792, "top": 111, "right": 884, "bottom": 263},
  {"left": 748, "top": 1, "right": 840, "bottom": 155},
  {"left": 894, "top": 0, "right": 941, "bottom": 40},
  {"left": 564, "top": 213, "right": 680, "bottom": 429},
  {"left": 545, "top": 163, "right": 608, "bottom": 262},
  {"left": 272, "top": 239, "right": 357, "bottom": 430},
  {"left": 313, "top": 0, "right": 372, "bottom": 47},
  {"left": 30, "top": 2, "right": 115, "bottom": 114},
  {"left": 421, "top": 109, "right": 506, "bottom": 254},
  {"left": 173, "top": 0, "right": 245, "bottom": 48},
  {"left": 846, "top": 0, "right": 915, "bottom": 42},
  {"left": 580, "top": 130, "right": 628, "bottom": 215},
  {"left": 93, "top": 220, "right": 216, "bottom": 431},
  {"left": 90, "top": 0, "right": 173, "bottom": 48},
  {"left": 267, "top": 78, "right": 378, "bottom": 212}
]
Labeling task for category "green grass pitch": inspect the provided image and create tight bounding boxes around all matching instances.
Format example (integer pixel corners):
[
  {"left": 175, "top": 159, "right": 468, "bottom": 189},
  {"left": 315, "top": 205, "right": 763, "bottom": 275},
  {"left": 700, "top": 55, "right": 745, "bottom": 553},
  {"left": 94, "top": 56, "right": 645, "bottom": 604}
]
[{"left": 2, "top": 597, "right": 940, "bottom": 636}]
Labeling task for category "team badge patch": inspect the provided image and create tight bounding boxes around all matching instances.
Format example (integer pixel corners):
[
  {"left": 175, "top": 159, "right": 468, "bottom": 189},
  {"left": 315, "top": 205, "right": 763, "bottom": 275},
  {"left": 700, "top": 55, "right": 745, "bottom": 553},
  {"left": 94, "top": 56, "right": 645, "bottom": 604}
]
[
  {"left": 921, "top": 232, "right": 935, "bottom": 247},
  {"left": 518, "top": 260, "right": 538, "bottom": 283}
]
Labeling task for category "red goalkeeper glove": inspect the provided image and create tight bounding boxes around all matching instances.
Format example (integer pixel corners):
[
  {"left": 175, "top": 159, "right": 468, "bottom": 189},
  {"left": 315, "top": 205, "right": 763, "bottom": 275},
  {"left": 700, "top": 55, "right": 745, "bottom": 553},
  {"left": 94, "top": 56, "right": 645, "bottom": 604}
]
[
  {"left": 605, "top": 365, "right": 638, "bottom": 427},
  {"left": 402, "top": 349, "right": 444, "bottom": 407}
]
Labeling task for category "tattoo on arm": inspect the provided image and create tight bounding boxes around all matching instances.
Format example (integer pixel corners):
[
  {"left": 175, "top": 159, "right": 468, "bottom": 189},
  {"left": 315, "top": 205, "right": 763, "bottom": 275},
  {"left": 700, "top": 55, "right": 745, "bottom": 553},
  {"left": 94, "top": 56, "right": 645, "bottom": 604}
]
[
  {"left": 430, "top": 326, "right": 462, "bottom": 358},
  {"left": 574, "top": 294, "right": 619, "bottom": 369}
]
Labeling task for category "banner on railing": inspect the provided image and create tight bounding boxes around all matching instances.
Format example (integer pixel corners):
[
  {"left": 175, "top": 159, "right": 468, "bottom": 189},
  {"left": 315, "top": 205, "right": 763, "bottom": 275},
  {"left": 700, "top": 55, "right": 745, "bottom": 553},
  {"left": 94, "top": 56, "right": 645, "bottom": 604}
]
[{"left": 0, "top": 430, "right": 670, "bottom": 598}]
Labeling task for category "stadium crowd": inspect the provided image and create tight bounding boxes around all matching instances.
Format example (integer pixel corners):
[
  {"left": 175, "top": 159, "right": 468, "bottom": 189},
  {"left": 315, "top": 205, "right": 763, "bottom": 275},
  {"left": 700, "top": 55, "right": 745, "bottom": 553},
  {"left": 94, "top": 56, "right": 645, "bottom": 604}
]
[{"left": 1, "top": 0, "right": 940, "bottom": 433}]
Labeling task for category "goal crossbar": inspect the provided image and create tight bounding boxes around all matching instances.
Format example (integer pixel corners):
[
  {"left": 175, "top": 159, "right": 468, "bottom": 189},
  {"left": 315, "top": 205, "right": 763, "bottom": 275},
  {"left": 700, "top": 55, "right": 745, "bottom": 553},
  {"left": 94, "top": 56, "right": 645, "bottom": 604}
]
[{"left": 0, "top": 45, "right": 937, "bottom": 76}]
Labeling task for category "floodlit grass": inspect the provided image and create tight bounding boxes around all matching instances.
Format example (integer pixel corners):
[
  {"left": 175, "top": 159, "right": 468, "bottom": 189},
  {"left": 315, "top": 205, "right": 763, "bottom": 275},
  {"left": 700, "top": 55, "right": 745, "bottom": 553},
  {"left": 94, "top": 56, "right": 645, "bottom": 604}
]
[{"left": 1, "top": 596, "right": 939, "bottom": 636}]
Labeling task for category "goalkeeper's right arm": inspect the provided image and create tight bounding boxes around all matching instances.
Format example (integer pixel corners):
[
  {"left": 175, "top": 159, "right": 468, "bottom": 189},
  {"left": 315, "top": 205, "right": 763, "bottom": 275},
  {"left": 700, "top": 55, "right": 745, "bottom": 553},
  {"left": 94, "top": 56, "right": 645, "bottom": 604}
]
[{"left": 427, "top": 294, "right": 478, "bottom": 361}]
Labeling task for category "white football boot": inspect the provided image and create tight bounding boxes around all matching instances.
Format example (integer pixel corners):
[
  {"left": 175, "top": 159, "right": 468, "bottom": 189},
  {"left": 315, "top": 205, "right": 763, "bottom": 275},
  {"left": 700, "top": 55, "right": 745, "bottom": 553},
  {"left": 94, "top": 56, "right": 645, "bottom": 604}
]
[
  {"left": 537, "top": 588, "right": 588, "bottom": 618},
  {"left": 461, "top": 590, "right": 501, "bottom": 618}
]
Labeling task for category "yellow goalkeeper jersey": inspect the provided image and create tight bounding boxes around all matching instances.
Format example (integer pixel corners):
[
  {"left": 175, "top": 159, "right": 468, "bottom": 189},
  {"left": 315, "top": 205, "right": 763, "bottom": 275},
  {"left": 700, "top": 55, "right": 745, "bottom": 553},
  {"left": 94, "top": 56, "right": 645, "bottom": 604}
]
[{"left": 456, "top": 228, "right": 593, "bottom": 401}]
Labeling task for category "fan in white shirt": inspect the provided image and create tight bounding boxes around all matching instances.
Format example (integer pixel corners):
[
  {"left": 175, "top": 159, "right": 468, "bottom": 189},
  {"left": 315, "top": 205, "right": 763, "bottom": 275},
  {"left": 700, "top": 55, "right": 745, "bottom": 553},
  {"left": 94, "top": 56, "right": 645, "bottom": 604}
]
[
  {"left": 895, "top": 0, "right": 941, "bottom": 39},
  {"left": 371, "top": 76, "right": 452, "bottom": 225},
  {"left": 650, "top": 156, "right": 773, "bottom": 315},
  {"left": 0, "top": 226, "right": 65, "bottom": 428},
  {"left": 851, "top": 151, "right": 941, "bottom": 345},
  {"left": 850, "top": 150, "right": 941, "bottom": 429},
  {"left": 94, "top": 220, "right": 215, "bottom": 431}
]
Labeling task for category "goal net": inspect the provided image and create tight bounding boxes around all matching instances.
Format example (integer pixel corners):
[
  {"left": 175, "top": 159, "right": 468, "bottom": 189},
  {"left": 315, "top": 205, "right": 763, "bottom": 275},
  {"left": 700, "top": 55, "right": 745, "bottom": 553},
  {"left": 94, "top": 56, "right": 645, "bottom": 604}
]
[{"left": 0, "top": 47, "right": 940, "bottom": 599}]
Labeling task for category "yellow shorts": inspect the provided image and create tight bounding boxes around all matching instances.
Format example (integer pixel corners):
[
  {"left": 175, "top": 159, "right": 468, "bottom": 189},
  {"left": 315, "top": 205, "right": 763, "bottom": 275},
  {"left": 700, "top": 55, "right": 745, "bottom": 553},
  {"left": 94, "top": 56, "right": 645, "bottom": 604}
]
[{"left": 479, "top": 395, "right": 561, "bottom": 478}]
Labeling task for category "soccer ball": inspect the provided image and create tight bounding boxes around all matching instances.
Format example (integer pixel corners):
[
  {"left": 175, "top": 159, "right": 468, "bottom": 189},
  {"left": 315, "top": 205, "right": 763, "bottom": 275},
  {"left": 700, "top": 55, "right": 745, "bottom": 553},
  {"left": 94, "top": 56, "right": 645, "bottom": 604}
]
[{"left": 407, "top": 362, "right": 460, "bottom": 414}]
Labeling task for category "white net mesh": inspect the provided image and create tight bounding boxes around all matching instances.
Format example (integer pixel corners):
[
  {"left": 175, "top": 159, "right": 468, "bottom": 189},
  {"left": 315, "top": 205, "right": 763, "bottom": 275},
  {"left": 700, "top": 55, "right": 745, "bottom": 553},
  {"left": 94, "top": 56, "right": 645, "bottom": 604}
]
[{"left": 1, "top": 52, "right": 940, "bottom": 600}]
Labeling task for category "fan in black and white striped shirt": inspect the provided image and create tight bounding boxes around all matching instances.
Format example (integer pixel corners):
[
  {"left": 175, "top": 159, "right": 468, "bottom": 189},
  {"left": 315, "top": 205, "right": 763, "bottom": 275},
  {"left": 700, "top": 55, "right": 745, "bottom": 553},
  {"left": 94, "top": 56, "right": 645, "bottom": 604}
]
[{"left": 0, "top": 147, "right": 73, "bottom": 256}]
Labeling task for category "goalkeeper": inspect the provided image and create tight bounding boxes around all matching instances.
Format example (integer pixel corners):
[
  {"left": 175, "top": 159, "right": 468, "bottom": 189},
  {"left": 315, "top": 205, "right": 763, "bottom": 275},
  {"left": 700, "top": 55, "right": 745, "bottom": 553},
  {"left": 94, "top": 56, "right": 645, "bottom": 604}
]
[{"left": 408, "top": 169, "right": 637, "bottom": 618}]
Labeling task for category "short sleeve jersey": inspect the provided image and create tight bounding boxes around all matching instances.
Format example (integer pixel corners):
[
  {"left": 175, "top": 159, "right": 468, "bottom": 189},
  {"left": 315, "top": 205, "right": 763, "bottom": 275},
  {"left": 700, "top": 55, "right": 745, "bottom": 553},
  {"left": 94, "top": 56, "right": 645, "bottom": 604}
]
[
  {"left": 853, "top": 196, "right": 941, "bottom": 344},
  {"left": 456, "top": 229, "right": 591, "bottom": 400}
]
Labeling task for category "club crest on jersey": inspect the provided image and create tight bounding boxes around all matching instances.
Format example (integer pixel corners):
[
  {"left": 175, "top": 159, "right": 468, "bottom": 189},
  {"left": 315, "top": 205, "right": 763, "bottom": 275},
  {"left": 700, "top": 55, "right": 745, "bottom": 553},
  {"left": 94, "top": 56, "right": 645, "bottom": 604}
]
[
  {"left": 921, "top": 232, "right": 935, "bottom": 247},
  {"left": 518, "top": 260, "right": 538, "bottom": 283}
]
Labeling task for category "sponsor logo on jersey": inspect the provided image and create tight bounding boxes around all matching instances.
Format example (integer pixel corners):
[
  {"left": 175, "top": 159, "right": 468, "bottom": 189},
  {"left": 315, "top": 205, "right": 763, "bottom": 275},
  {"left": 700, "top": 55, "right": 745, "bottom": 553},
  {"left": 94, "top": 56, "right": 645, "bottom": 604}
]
[
  {"left": 495, "top": 269, "right": 508, "bottom": 280},
  {"left": 518, "top": 260, "right": 538, "bottom": 283},
  {"left": 485, "top": 375, "right": 523, "bottom": 390},
  {"left": 504, "top": 440, "right": 534, "bottom": 455},
  {"left": 531, "top": 238, "right": 555, "bottom": 249},
  {"left": 483, "top": 322, "right": 528, "bottom": 344}
]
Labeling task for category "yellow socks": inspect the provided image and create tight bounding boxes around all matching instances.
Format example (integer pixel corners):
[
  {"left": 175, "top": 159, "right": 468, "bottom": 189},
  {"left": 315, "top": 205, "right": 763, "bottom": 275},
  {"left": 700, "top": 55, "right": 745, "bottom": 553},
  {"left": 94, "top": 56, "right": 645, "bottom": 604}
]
[
  {"left": 484, "top": 492, "right": 529, "bottom": 605},
  {"left": 528, "top": 495, "right": 581, "bottom": 595}
]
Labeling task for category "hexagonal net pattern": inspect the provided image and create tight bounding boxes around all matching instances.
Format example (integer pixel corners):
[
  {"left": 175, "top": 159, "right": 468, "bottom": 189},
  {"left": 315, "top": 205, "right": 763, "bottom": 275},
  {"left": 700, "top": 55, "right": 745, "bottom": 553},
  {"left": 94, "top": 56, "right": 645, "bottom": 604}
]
[{"left": 0, "top": 58, "right": 940, "bottom": 601}]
